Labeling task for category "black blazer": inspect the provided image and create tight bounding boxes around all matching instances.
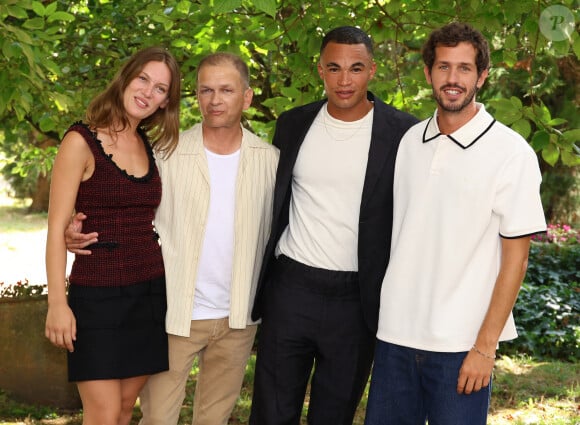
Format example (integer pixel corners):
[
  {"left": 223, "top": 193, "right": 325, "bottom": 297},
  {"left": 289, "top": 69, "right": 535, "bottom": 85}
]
[{"left": 252, "top": 92, "right": 418, "bottom": 334}]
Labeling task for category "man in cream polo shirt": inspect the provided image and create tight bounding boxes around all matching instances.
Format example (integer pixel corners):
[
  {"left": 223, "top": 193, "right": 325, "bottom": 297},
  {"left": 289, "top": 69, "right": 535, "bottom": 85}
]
[{"left": 364, "top": 23, "right": 546, "bottom": 425}]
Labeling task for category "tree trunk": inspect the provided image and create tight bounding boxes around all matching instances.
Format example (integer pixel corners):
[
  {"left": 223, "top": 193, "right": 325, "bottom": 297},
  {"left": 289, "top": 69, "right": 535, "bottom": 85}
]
[
  {"left": 28, "top": 173, "right": 50, "bottom": 213},
  {"left": 28, "top": 135, "right": 57, "bottom": 213}
]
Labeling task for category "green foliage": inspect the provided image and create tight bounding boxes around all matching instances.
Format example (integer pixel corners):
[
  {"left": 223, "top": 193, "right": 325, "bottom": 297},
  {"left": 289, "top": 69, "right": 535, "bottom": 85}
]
[
  {"left": 0, "top": 390, "right": 63, "bottom": 421},
  {"left": 490, "top": 356, "right": 580, "bottom": 424},
  {"left": 1, "top": 0, "right": 578, "bottom": 212},
  {"left": 540, "top": 166, "right": 580, "bottom": 227},
  {"left": 1, "top": 357, "right": 579, "bottom": 424},
  {"left": 0, "top": 279, "right": 46, "bottom": 298},
  {"left": 502, "top": 242, "right": 580, "bottom": 361}
]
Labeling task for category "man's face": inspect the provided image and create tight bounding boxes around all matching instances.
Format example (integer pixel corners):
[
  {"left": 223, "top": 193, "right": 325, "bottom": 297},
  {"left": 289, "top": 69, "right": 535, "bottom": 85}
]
[
  {"left": 317, "top": 41, "right": 376, "bottom": 121},
  {"left": 425, "top": 42, "right": 488, "bottom": 114},
  {"left": 197, "top": 63, "right": 253, "bottom": 129}
]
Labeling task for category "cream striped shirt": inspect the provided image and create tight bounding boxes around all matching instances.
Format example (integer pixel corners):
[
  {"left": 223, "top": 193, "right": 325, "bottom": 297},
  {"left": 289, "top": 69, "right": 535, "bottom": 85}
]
[{"left": 155, "top": 124, "right": 279, "bottom": 336}]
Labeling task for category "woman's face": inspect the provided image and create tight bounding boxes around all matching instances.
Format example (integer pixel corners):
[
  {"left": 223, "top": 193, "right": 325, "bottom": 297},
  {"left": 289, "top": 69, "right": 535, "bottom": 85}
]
[{"left": 123, "top": 60, "right": 172, "bottom": 124}]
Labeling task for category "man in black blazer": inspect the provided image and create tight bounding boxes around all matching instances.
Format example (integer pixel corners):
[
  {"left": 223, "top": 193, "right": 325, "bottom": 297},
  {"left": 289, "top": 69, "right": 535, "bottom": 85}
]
[{"left": 250, "top": 26, "right": 418, "bottom": 425}]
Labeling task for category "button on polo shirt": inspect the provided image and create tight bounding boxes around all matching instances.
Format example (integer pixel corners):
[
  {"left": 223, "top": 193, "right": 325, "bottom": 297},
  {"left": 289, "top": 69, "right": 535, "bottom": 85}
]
[{"left": 376, "top": 104, "right": 546, "bottom": 353}]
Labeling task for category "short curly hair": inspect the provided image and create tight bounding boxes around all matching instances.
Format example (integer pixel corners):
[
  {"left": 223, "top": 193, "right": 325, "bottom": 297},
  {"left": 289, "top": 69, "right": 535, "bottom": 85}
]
[{"left": 422, "top": 22, "right": 490, "bottom": 75}]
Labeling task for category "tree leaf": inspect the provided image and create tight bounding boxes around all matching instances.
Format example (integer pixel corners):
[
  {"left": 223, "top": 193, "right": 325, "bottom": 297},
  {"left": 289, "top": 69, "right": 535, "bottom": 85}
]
[
  {"left": 547, "top": 118, "right": 567, "bottom": 126},
  {"left": 497, "top": 107, "right": 522, "bottom": 126},
  {"left": 531, "top": 130, "right": 550, "bottom": 151},
  {"left": 541, "top": 143, "right": 560, "bottom": 166},
  {"left": 573, "top": 34, "right": 580, "bottom": 59},
  {"left": 511, "top": 118, "right": 532, "bottom": 139},
  {"left": 49, "top": 92, "right": 73, "bottom": 112},
  {"left": 40, "top": 58, "right": 60, "bottom": 75},
  {"left": 31, "top": 1, "right": 46, "bottom": 17},
  {"left": 22, "top": 17, "right": 45, "bottom": 30},
  {"left": 562, "top": 129, "right": 580, "bottom": 144},
  {"left": 504, "top": 34, "right": 517, "bottom": 49},
  {"left": 47, "top": 11, "right": 75, "bottom": 23},
  {"left": 7, "top": 5, "right": 28, "bottom": 19},
  {"left": 251, "top": 0, "right": 277, "bottom": 17},
  {"left": 5, "top": 24, "right": 34, "bottom": 44},
  {"left": 46, "top": 2, "right": 57, "bottom": 15},
  {"left": 212, "top": 0, "right": 242, "bottom": 14},
  {"left": 510, "top": 96, "right": 523, "bottom": 109},
  {"left": 39, "top": 115, "right": 56, "bottom": 132},
  {"left": 560, "top": 149, "right": 580, "bottom": 166},
  {"left": 176, "top": 1, "right": 191, "bottom": 14}
]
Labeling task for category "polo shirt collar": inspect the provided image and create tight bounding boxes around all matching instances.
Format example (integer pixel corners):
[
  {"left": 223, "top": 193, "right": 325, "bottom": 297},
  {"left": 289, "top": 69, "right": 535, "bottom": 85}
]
[{"left": 422, "top": 103, "right": 496, "bottom": 149}]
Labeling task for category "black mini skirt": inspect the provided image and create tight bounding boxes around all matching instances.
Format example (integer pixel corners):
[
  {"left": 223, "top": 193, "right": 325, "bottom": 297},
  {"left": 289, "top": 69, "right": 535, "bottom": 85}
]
[{"left": 67, "top": 277, "right": 168, "bottom": 382}]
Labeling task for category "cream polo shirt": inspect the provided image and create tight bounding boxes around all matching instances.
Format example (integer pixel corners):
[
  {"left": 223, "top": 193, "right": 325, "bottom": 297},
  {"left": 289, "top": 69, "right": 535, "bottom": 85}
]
[
  {"left": 376, "top": 104, "right": 546, "bottom": 352},
  {"left": 155, "top": 124, "right": 279, "bottom": 336}
]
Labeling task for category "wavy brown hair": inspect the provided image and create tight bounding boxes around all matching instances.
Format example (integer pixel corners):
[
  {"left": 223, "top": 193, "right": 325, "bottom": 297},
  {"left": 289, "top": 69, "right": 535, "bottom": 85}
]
[
  {"left": 422, "top": 22, "right": 490, "bottom": 76},
  {"left": 85, "top": 46, "right": 181, "bottom": 157}
]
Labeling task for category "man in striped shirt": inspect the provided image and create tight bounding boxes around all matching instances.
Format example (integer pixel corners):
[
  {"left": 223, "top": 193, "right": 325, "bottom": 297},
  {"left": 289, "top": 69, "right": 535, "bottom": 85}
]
[{"left": 66, "top": 52, "right": 279, "bottom": 425}]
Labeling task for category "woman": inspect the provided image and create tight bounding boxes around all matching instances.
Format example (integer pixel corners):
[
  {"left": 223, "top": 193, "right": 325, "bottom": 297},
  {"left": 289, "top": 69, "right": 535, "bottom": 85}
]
[{"left": 45, "top": 46, "right": 180, "bottom": 425}]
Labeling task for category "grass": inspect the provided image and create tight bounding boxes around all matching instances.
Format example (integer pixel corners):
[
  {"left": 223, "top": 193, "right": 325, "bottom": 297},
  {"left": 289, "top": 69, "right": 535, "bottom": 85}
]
[
  {"left": 1, "top": 198, "right": 578, "bottom": 424},
  {"left": 0, "top": 200, "right": 47, "bottom": 234},
  {"left": 0, "top": 356, "right": 578, "bottom": 424},
  {"left": 489, "top": 356, "right": 579, "bottom": 425}
]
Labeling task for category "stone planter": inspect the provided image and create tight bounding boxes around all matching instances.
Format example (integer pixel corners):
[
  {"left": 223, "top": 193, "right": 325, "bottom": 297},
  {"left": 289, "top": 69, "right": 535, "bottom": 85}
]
[{"left": 0, "top": 295, "right": 81, "bottom": 409}]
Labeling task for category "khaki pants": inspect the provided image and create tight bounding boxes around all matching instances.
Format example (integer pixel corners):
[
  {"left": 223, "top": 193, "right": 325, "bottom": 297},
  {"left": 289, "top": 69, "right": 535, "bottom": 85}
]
[{"left": 139, "top": 318, "right": 257, "bottom": 425}]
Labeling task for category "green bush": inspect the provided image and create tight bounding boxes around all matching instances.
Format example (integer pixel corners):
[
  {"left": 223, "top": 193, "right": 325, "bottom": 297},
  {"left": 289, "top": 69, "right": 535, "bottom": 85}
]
[{"left": 502, "top": 242, "right": 579, "bottom": 361}]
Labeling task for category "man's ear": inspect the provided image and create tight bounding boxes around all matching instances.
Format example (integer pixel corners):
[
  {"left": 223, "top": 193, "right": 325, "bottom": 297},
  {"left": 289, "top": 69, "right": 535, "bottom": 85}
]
[
  {"left": 243, "top": 87, "right": 254, "bottom": 111},
  {"left": 476, "top": 68, "right": 489, "bottom": 90},
  {"left": 424, "top": 65, "right": 432, "bottom": 85},
  {"left": 369, "top": 60, "right": 377, "bottom": 80},
  {"left": 317, "top": 62, "right": 324, "bottom": 80}
]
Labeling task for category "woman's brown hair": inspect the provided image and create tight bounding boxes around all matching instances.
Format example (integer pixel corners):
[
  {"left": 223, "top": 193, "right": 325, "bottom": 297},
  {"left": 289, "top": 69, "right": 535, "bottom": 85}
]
[{"left": 86, "top": 46, "right": 181, "bottom": 157}]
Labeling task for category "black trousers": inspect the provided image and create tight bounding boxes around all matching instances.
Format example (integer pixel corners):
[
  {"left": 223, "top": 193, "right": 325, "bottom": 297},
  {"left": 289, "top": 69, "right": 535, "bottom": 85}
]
[{"left": 250, "top": 255, "right": 375, "bottom": 425}]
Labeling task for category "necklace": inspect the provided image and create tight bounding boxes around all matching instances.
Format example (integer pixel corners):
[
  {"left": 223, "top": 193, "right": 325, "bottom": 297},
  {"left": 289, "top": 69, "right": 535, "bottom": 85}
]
[{"left": 322, "top": 103, "right": 372, "bottom": 142}]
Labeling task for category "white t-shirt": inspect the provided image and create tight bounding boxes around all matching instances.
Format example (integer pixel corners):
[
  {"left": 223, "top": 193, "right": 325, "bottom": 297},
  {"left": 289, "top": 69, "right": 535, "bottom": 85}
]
[
  {"left": 276, "top": 103, "right": 373, "bottom": 271},
  {"left": 376, "top": 104, "right": 546, "bottom": 352},
  {"left": 192, "top": 148, "right": 240, "bottom": 320}
]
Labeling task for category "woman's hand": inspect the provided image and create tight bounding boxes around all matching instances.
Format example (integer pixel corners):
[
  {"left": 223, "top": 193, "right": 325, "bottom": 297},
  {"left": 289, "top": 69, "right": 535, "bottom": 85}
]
[{"left": 45, "top": 302, "right": 77, "bottom": 352}]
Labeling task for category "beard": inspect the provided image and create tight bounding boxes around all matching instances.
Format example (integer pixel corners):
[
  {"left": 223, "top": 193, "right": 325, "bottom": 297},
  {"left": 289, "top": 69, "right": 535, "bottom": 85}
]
[{"left": 433, "top": 83, "right": 478, "bottom": 113}]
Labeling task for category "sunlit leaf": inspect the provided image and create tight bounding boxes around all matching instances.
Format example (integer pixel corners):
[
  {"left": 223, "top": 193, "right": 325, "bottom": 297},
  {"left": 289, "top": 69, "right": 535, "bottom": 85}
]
[
  {"left": 252, "top": 0, "right": 277, "bottom": 17},
  {"left": 212, "top": 0, "right": 241, "bottom": 14},
  {"left": 560, "top": 149, "right": 580, "bottom": 166},
  {"left": 541, "top": 143, "right": 560, "bottom": 166},
  {"left": 511, "top": 119, "right": 531, "bottom": 139},
  {"left": 31, "top": 1, "right": 46, "bottom": 17},
  {"left": 47, "top": 11, "right": 75, "bottom": 23},
  {"left": 22, "top": 17, "right": 45, "bottom": 30},
  {"left": 7, "top": 5, "right": 28, "bottom": 19}
]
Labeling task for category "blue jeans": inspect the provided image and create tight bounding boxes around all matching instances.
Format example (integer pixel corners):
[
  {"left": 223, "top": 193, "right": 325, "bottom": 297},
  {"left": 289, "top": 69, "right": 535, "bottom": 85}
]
[{"left": 365, "top": 341, "right": 491, "bottom": 425}]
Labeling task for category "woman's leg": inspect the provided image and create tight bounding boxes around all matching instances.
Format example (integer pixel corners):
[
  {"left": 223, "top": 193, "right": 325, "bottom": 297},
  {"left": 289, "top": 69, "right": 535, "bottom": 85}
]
[
  {"left": 77, "top": 380, "right": 122, "bottom": 425},
  {"left": 77, "top": 375, "right": 149, "bottom": 425},
  {"left": 119, "top": 375, "right": 149, "bottom": 425}
]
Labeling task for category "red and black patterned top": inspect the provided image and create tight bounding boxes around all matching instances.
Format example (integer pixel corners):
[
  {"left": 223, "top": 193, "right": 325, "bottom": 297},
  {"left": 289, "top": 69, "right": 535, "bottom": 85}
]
[{"left": 67, "top": 122, "right": 165, "bottom": 287}]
